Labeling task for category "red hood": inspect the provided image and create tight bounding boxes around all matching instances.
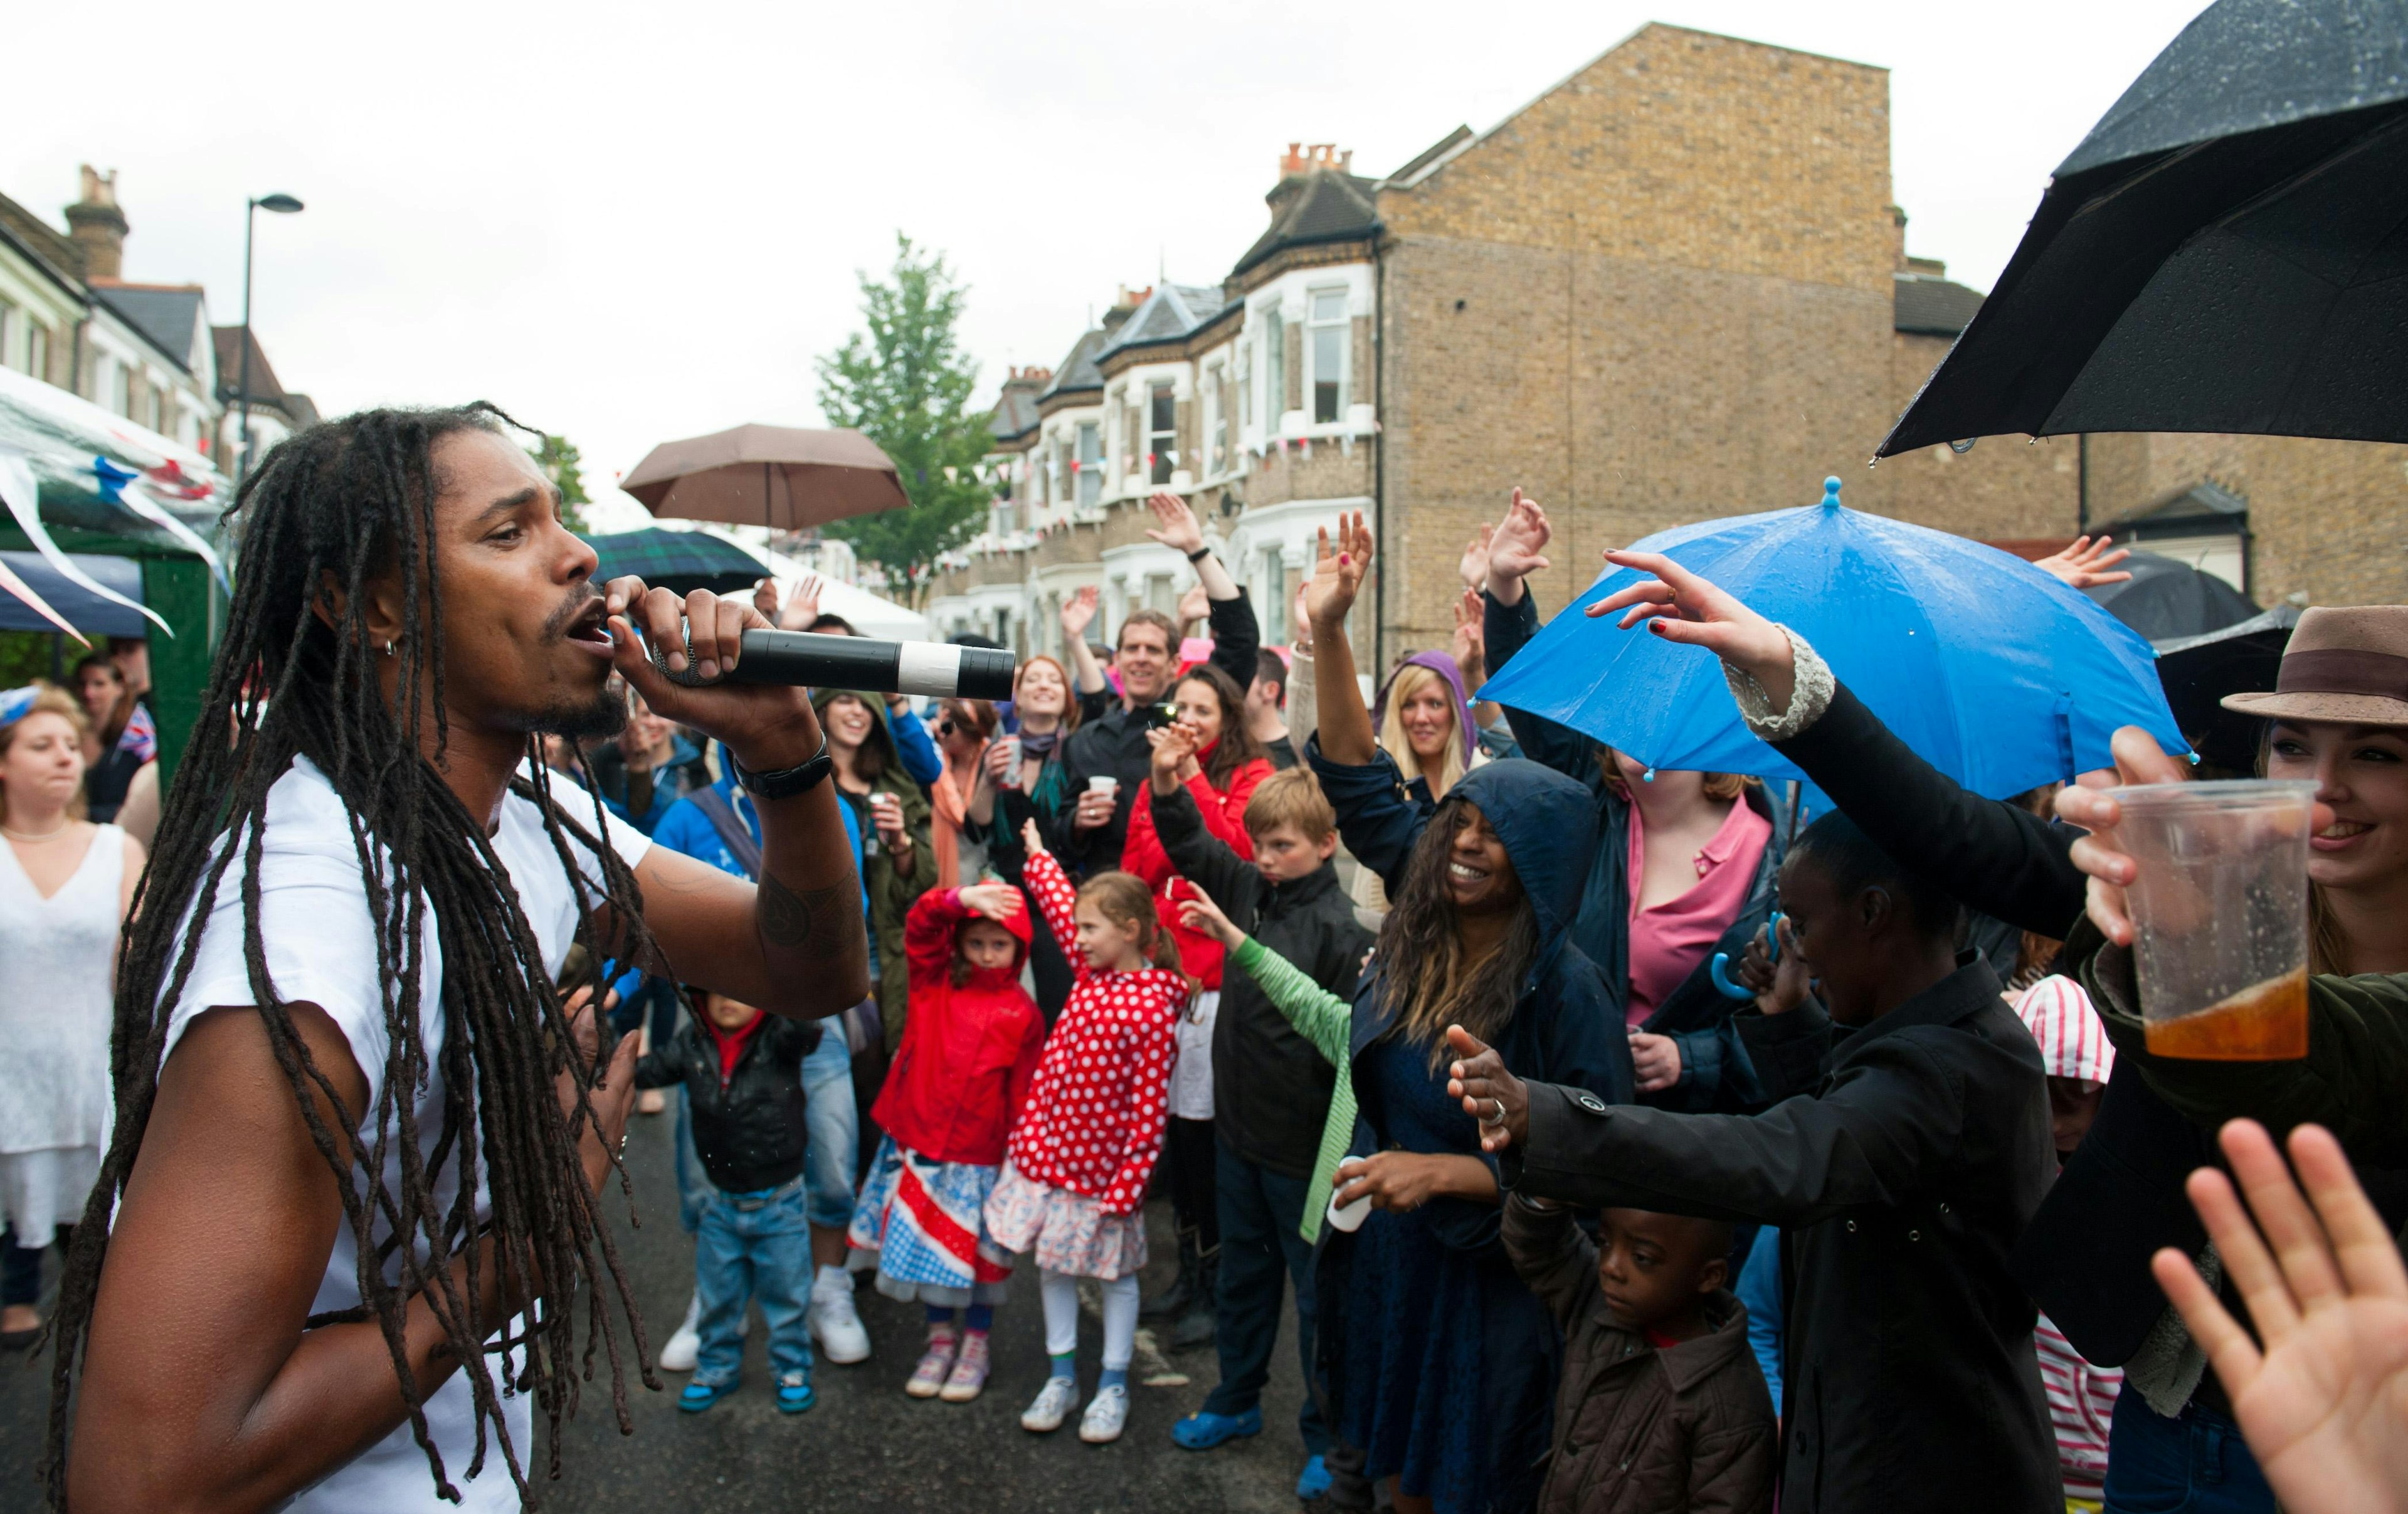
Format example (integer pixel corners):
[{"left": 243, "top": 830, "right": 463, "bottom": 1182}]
[{"left": 958, "top": 885, "right": 1033, "bottom": 988}]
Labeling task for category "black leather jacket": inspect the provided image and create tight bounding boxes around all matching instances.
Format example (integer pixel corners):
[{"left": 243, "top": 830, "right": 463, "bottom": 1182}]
[{"left": 635, "top": 1013, "right": 821, "bottom": 1194}]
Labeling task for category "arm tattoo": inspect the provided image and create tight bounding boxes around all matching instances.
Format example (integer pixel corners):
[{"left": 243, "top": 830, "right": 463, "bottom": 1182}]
[{"left": 759, "top": 875, "right": 853, "bottom": 960}]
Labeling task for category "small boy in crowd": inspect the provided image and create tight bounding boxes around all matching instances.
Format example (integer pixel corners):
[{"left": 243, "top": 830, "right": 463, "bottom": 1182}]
[
  {"left": 1151, "top": 761, "right": 1373, "bottom": 1500},
  {"left": 1502, "top": 1196, "right": 1776, "bottom": 1514},
  {"left": 635, "top": 990, "right": 824, "bottom": 1417}
]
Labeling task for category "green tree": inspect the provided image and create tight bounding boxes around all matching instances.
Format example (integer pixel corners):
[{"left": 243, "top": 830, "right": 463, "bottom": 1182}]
[
  {"left": 531, "top": 433, "right": 591, "bottom": 532},
  {"left": 815, "top": 234, "right": 992, "bottom": 603}
]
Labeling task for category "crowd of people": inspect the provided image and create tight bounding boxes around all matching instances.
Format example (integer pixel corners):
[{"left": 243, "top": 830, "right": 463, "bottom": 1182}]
[{"left": 12, "top": 405, "right": 2408, "bottom": 1514}]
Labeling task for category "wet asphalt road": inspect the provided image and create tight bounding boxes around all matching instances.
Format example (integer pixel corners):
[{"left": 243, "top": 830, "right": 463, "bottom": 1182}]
[{"left": 0, "top": 1109, "right": 1309, "bottom": 1513}]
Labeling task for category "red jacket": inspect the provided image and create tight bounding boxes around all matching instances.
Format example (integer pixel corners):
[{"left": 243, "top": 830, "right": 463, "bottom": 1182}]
[
  {"left": 1122, "top": 751, "right": 1273, "bottom": 990},
  {"left": 1009, "top": 849, "right": 1185, "bottom": 1214},
  {"left": 873, "top": 886, "right": 1047, "bottom": 1167}
]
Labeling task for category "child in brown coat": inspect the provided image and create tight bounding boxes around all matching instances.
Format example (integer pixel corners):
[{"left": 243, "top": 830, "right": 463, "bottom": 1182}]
[{"left": 1502, "top": 1195, "right": 1777, "bottom": 1514}]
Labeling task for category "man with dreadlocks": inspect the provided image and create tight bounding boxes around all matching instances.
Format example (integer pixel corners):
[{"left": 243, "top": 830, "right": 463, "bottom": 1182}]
[{"left": 46, "top": 405, "right": 871, "bottom": 1513}]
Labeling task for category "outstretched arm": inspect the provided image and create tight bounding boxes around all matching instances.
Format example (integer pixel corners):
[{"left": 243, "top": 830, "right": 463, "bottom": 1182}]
[
  {"left": 1305, "top": 512, "right": 1376, "bottom": 767},
  {"left": 606, "top": 579, "right": 869, "bottom": 1019},
  {"left": 1020, "top": 820, "right": 1087, "bottom": 978}
]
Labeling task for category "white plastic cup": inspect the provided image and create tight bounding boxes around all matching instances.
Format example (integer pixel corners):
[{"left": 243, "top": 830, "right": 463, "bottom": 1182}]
[
  {"left": 1326, "top": 1158, "right": 1372, "bottom": 1233},
  {"left": 1087, "top": 775, "right": 1121, "bottom": 797}
]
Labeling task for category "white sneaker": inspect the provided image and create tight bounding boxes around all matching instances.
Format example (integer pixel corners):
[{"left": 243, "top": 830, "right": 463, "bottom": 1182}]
[
  {"left": 1021, "top": 1374, "right": 1078, "bottom": 1433},
  {"left": 807, "top": 1279, "right": 871, "bottom": 1364},
  {"left": 1078, "top": 1383, "right": 1129, "bottom": 1444},
  {"left": 658, "top": 1293, "right": 702, "bottom": 1373}
]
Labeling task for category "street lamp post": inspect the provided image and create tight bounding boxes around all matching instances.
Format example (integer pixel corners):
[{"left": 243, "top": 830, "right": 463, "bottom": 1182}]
[{"left": 236, "top": 193, "right": 304, "bottom": 490}]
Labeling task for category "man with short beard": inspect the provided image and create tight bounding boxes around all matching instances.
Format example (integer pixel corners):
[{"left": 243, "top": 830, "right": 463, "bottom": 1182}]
[
  {"left": 1055, "top": 492, "right": 1258, "bottom": 875},
  {"left": 49, "top": 405, "right": 869, "bottom": 1513}
]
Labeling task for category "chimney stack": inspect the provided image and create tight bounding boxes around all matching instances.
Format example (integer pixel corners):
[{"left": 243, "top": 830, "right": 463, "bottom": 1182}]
[
  {"left": 1277, "top": 143, "right": 1351, "bottom": 181},
  {"left": 65, "top": 166, "right": 127, "bottom": 282}
]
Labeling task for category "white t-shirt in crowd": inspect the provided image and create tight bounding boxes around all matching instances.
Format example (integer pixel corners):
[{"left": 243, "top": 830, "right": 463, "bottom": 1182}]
[{"left": 151, "top": 756, "right": 649, "bottom": 1514}]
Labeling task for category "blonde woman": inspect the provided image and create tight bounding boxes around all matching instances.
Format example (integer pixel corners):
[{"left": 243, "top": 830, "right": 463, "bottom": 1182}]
[{"left": 0, "top": 687, "right": 143, "bottom": 1348}]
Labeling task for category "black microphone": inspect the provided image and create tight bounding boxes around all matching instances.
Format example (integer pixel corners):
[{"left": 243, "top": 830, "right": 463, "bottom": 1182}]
[{"left": 643, "top": 623, "right": 1017, "bottom": 701}]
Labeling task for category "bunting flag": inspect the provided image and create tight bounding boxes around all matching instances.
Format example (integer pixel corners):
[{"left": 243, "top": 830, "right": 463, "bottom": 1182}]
[
  {"left": 1302, "top": 438, "right": 1314, "bottom": 460},
  {"left": 0, "top": 447, "right": 171, "bottom": 637},
  {"left": 95, "top": 458, "right": 231, "bottom": 595},
  {"left": 1166, "top": 450, "right": 1180, "bottom": 467},
  {"left": 0, "top": 554, "right": 87, "bottom": 645}
]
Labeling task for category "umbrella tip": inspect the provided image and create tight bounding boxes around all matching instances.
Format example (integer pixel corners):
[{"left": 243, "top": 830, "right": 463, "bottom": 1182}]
[{"left": 1820, "top": 476, "right": 1843, "bottom": 511}]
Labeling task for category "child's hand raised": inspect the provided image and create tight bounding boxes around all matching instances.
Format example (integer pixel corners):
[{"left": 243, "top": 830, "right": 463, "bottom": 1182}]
[
  {"left": 1148, "top": 723, "right": 1197, "bottom": 790},
  {"left": 1176, "top": 892, "right": 1244, "bottom": 950},
  {"left": 958, "top": 882, "right": 1023, "bottom": 923},
  {"left": 1020, "top": 817, "right": 1048, "bottom": 859}
]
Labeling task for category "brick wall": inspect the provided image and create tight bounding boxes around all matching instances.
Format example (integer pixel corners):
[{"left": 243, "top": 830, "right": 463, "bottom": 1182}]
[
  {"left": 2085, "top": 431, "right": 2408, "bottom": 607},
  {"left": 1374, "top": 24, "right": 1906, "bottom": 652}
]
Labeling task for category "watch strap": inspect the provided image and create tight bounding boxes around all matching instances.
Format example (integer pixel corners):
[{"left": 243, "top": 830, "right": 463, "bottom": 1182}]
[
  {"left": 1185, "top": 545, "right": 1213, "bottom": 563},
  {"left": 730, "top": 735, "right": 833, "bottom": 802}
]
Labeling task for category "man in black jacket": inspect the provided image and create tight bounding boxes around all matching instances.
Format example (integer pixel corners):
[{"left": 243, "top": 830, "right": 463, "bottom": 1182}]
[
  {"left": 1153, "top": 758, "right": 1371, "bottom": 1480},
  {"left": 635, "top": 990, "right": 825, "bottom": 1415},
  {"left": 1449, "top": 812, "right": 2062, "bottom": 1513},
  {"left": 1054, "top": 490, "right": 1260, "bottom": 874}
]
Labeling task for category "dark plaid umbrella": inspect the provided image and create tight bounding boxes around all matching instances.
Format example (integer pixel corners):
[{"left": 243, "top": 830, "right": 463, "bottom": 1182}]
[
  {"left": 580, "top": 527, "right": 768, "bottom": 598},
  {"left": 1882, "top": 0, "right": 2408, "bottom": 453}
]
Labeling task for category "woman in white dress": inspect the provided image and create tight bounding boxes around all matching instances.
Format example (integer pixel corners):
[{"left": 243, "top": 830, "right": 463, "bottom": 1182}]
[{"left": 0, "top": 686, "right": 143, "bottom": 1348}]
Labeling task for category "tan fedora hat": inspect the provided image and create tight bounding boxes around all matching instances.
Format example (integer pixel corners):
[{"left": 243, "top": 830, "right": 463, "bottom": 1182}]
[{"left": 2222, "top": 605, "right": 2408, "bottom": 726}]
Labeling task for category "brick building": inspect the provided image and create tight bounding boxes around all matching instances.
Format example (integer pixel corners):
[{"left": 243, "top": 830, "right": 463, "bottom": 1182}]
[{"left": 931, "top": 22, "right": 2405, "bottom": 662}]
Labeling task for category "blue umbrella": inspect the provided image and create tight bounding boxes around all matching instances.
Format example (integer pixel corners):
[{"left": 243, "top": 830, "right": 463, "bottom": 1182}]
[{"left": 1478, "top": 477, "right": 2186, "bottom": 800}]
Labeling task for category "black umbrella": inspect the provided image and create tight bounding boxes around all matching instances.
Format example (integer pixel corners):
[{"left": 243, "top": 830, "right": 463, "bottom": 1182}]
[
  {"left": 1881, "top": 0, "right": 2408, "bottom": 454},
  {"left": 2083, "top": 550, "right": 2263, "bottom": 640},
  {"left": 2148, "top": 605, "right": 2301, "bottom": 773}
]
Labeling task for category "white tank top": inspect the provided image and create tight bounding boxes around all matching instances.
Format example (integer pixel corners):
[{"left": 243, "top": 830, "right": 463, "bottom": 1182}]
[{"left": 0, "top": 824, "right": 125, "bottom": 1155}]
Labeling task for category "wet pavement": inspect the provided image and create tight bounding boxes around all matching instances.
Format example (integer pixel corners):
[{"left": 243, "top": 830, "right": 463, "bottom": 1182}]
[{"left": 0, "top": 1108, "right": 1312, "bottom": 1513}]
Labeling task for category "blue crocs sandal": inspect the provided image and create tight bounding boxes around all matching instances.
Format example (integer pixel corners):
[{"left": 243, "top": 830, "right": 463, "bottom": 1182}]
[
  {"left": 1296, "top": 1454, "right": 1332, "bottom": 1501},
  {"left": 1171, "top": 1407, "right": 1263, "bottom": 1450},
  {"left": 679, "top": 1379, "right": 736, "bottom": 1414},
  {"left": 776, "top": 1372, "right": 816, "bottom": 1414}
]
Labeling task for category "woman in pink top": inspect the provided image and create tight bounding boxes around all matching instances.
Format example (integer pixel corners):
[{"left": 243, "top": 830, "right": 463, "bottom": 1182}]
[{"left": 1621, "top": 758, "right": 1775, "bottom": 1027}]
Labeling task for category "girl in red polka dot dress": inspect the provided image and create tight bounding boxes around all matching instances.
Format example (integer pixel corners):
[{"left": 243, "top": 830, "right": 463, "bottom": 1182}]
[{"left": 985, "top": 819, "right": 1190, "bottom": 1445}]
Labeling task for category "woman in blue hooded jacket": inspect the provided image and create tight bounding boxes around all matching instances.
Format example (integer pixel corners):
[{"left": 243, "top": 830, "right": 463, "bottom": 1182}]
[
  {"left": 1303, "top": 514, "right": 1633, "bottom": 1514},
  {"left": 1477, "top": 492, "right": 1790, "bottom": 1116}
]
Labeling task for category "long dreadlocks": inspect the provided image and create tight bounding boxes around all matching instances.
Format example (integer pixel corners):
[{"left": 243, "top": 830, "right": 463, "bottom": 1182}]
[{"left": 46, "top": 405, "right": 658, "bottom": 1508}]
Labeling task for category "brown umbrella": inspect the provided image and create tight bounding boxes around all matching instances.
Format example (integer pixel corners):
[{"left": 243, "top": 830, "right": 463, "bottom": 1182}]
[{"left": 620, "top": 424, "right": 908, "bottom": 532}]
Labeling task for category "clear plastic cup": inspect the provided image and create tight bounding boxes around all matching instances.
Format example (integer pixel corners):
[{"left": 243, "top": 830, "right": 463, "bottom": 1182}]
[{"left": 2108, "top": 778, "right": 2318, "bottom": 1061}]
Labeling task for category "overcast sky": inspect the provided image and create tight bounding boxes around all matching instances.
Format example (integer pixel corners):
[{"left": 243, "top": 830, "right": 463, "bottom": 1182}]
[{"left": 4, "top": 0, "right": 2209, "bottom": 529}]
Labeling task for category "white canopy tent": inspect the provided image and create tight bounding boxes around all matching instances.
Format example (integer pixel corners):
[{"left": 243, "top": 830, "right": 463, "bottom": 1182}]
[{"left": 679, "top": 522, "right": 933, "bottom": 642}]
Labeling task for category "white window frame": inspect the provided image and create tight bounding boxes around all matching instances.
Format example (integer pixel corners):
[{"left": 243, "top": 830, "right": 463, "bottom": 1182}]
[
  {"left": 1075, "top": 421, "right": 1102, "bottom": 509},
  {"left": 1235, "top": 341, "right": 1251, "bottom": 429},
  {"left": 1261, "top": 308, "right": 1285, "bottom": 431},
  {"left": 1307, "top": 288, "right": 1349, "bottom": 425},
  {"left": 1147, "top": 383, "right": 1176, "bottom": 487},
  {"left": 1201, "top": 363, "right": 1224, "bottom": 479}
]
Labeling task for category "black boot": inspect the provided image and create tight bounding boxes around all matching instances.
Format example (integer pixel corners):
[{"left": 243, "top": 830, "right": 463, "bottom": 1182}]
[
  {"left": 1141, "top": 1225, "right": 1197, "bottom": 1320},
  {"left": 1170, "top": 1244, "right": 1217, "bottom": 1350}
]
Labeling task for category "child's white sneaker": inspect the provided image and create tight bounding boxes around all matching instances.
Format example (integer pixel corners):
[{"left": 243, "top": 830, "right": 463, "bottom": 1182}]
[
  {"left": 1021, "top": 1374, "right": 1078, "bottom": 1432},
  {"left": 657, "top": 1293, "right": 702, "bottom": 1372},
  {"left": 808, "top": 1274, "right": 871, "bottom": 1364},
  {"left": 1078, "top": 1383, "right": 1129, "bottom": 1444}
]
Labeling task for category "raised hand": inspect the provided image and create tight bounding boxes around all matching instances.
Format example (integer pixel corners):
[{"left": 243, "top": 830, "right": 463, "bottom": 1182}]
[
  {"left": 1445, "top": 1025, "right": 1529, "bottom": 1153},
  {"left": 1178, "top": 581, "right": 1210, "bottom": 632},
  {"left": 1020, "top": 817, "right": 1049, "bottom": 858},
  {"left": 1290, "top": 579, "right": 1314, "bottom": 654},
  {"left": 2154, "top": 1121, "right": 2408, "bottom": 1514},
  {"left": 1585, "top": 549, "right": 1798, "bottom": 712},
  {"left": 1060, "top": 585, "right": 1099, "bottom": 640},
  {"left": 1459, "top": 523, "right": 1496, "bottom": 593},
  {"left": 1735, "top": 916, "right": 1811, "bottom": 1015},
  {"left": 1451, "top": 588, "right": 1487, "bottom": 682},
  {"left": 1305, "top": 511, "right": 1373, "bottom": 633},
  {"left": 1486, "top": 489, "right": 1553, "bottom": 604},
  {"left": 2033, "top": 534, "right": 2135, "bottom": 590},
  {"left": 752, "top": 576, "right": 781, "bottom": 622},
  {"left": 1176, "top": 891, "right": 1243, "bottom": 950},
  {"left": 1144, "top": 490, "right": 1205, "bottom": 556},
  {"left": 1148, "top": 723, "right": 1197, "bottom": 790},
  {"left": 958, "top": 881, "right": 1023, "bottom": 923}
]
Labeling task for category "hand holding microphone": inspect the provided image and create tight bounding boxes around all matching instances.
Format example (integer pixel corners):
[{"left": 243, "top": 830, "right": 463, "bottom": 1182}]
[{"left": 605, "top": 577, "right": 827, "bottom": 776}]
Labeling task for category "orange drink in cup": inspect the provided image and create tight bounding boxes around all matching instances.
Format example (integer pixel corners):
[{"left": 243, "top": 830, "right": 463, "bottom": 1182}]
[{"left": 2109, "top": 779, "right": 2318, "bottom": 1061}]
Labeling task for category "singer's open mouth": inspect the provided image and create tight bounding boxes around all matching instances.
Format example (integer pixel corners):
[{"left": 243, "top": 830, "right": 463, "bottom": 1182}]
[{"left": 562, "top": 598, "right": 615, "bottom": 657}]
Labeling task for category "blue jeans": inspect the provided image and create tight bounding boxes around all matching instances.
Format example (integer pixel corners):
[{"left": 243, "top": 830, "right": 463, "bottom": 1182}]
[
  {"left": 1201, "top": 1144, "right": 1329, "bottom": 1455},
  {"left": 693, "top": 1180, "right": 814, "bottom": 1387},
  {"left": 2103, "top": 1385, "right": 2274, "bottom": 1513},
  {"left": 672, "top": 1027, "right": 858, "bottom": 1236}
]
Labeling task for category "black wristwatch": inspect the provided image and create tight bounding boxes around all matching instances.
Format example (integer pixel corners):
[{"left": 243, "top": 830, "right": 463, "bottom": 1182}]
[
  {"left": 729, "top": 735, "right": 833, "bottom": 802},
  {"left": 1185, "top": 545, "right": 1213, "bottom": 563}
]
